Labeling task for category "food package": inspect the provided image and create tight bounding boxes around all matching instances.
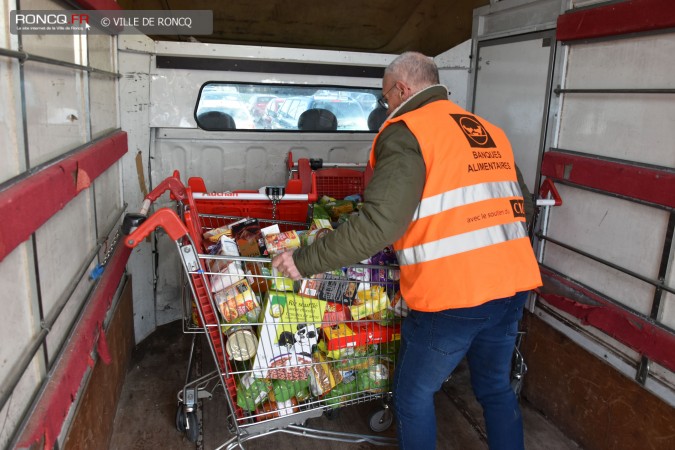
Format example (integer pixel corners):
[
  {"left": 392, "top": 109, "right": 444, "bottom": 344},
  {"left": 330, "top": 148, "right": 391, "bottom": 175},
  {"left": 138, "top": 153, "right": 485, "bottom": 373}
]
[
  {"left": 207, "top": 235, "right": 240, "bottom": 265},
  {"left": 245, "top": 262, "right": 268, "bottom": 294},
  {"left": 203, "top": 226, "right": 232, "bottom": 243},
  {"left": 312, "top": 203, "right": 331, "bottom": 221},
  {"left": 321, "top": 302, "right": 350, "bottom": 328},
  {"left": 264, "top": 230, "right": 301, "bottom": 256},
  {"left": 272, "top": 378, "right": 310, "bottom": 403},
  {"left": 210, "top": 260, "right": 246, "bottom": 293},
  {"left": 356, "top": 362, "right": 390, "bottom": 393},
  {"left": 255, "top": 397, "right": 299, "bottom": 421},
  {"left": 260, "top": 223, "right": 280, "bottom": 237},
  {"left": 270, "top": 266, "right": 295, "bottom": 291},
  {"left": 236, "top": 373, "right": 271, "bottom": 411},
  {"left": 215, "top": 279, "right": 259, "bottom": 327},
  {"left": 252, "top": 291, "right": 327, "bottom": 380},
  {"left": 346, "top": 259, "right": 371, "bottom": 292},
  {"left": 324, "top": 200, "right": 355, "bottom": 221},
  {"left": 321, "top": 342, "right": 375, "bottom": 371},
  {"left": 368, "top": 246, "right": 400, "bottom": 285},
  {"left": 298, "top": 272, "right": 359, "bottom": 305},
  {"left": 322, "top": 320, "right": 400, "bottom": 351},
  {"left": 309, "top": 347, "right": 343, "bottom": 397},
  {"left": 389, "top": 290, "right": 409, "bottom": 317},
  {"left": 324, "top": 378, "right": 358, "bottom": 408},
  {"left": 309, "top": 218, "right": 333, "bottom": 231},
  {"left": 349, "top": 285, "right": 390, "bottom": 320},
  {"left": 231, "top": 218, "right": 268, "bottom": 257}
]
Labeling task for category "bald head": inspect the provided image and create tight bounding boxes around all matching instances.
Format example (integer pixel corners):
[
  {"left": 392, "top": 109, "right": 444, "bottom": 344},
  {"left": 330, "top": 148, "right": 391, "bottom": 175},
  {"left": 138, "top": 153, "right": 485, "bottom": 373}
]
[{"left": 384, "top": 52, "right": 440, "bottom": 94}]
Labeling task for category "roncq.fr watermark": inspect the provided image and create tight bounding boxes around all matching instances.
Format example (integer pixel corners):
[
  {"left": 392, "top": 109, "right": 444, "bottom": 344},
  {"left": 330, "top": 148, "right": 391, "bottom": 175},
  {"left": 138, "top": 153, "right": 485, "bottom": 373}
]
[{"left": 10, "top": 10, "right": 213, "bottom": 35}]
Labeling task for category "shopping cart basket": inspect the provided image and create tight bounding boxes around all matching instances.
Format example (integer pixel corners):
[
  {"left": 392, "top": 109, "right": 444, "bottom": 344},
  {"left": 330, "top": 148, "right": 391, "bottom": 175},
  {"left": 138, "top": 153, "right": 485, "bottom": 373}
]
[
  {"left": 124, "top": 176, "right": 401, "bottom": 449},
  {"left": 286, "top": 151, "right": 372, "bottom": 200}
]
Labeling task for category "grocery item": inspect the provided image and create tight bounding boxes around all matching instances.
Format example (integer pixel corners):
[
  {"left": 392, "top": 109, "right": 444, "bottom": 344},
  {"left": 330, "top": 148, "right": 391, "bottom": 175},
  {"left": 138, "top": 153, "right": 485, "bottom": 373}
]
[
  {"left": 321, "top": 302, "right": 349, "bottom": 327},
  {"left": 349, "top": 285, "right": 390, "bottom": 320},
  {"left": 236, "top": 373, "right": 271, "bottom": 412},
  {"left": 309, "top": 346, "right": 343, "bottom": 397},
  {"left": 215, "top": 279, "right": 259, "bottom": 327},
  {"left": 226, "top": 326, "right": 258, "bottom": 362},
  {"left": 203, "top": 225, "right": 232, "bottom": 243},
  {"left": 231, "top": 218, "right": 267, "bottom": 256},
  {"left": 251, "top": 291, "right": 327, "bottom": 380},
  {"left": 356, "top": 362, "right": 390, "bottom": 393},
  {"left": 255, "top": 397, "right": 299, "bottom": 421},
  {"left": 323, "top": 200, "right": 355, "bottom": 221},
  {"left": 264, "top": 230, "right": 301, "bottom": 256},
  {"left": 298, "top": 272, "right": 359, "bottom": 305},
  {"left": 309, "top": 218, "right": 332, "bottom": 231},
  {"left": 210, "top": 260, "right": 246, "bottom": 293},
  {"left": 272, "top": 378, "right": 310, "bottom": 403},
  {"left": 324, "top": 378, "right": 358, "bottom": 407},
  {"left": 322, "top": 320, "right": 400, "bottom": 351}
]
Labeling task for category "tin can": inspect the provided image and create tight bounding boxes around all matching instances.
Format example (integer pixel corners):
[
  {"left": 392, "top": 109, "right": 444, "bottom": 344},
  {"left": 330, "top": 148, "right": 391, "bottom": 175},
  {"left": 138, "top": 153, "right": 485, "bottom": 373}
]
[{"left": 226, "top": 326, "right": 258, "bottom": 362}]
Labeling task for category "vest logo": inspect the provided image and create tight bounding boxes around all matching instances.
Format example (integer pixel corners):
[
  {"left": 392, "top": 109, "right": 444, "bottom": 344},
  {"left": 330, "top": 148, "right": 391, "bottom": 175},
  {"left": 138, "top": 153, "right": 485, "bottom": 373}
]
[
  {"left": 510, "top": 199, "right": 526, "bottom": 218},
  {"left": 450, "top": 114, "right": 496, "bottom": 148}
]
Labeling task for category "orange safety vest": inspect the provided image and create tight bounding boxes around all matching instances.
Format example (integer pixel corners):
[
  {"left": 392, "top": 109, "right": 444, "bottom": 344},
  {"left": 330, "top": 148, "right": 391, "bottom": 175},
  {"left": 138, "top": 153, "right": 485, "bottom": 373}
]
[{"left": 369, "top": 100, "right": 542, "bottom": 311}]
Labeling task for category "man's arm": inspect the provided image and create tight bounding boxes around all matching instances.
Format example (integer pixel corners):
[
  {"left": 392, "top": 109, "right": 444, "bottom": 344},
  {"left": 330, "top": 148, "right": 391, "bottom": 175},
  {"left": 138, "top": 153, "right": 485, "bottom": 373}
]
[{"left": 292, "top": 124, "right": 425, "bottom": 277}]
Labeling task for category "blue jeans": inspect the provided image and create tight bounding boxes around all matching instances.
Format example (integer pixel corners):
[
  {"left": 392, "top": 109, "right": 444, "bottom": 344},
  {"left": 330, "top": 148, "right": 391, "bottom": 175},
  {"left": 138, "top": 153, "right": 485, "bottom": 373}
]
[{"left": 393, "top": 291, "right": 528, "bottom": 450}]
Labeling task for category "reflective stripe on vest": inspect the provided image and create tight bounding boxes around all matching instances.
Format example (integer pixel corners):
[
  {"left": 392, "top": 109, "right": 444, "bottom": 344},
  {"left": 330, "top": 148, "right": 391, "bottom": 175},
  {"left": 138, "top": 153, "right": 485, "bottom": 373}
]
[
  {"left": 412, "top": 180, "right": 522, "bottom": 221},
  {"left": 396, "top": 221, "right": 527, "bottom": 266}
]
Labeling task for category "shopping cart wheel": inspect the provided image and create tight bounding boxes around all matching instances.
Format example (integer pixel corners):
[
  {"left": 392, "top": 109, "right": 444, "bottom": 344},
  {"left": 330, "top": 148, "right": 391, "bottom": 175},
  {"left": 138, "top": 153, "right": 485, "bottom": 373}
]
[
  {"left": 369, "top": 407, "right": 393, "bottom": 432},
  {"left": 184, "top": 411, "right": 199, "bottom": 443},
  {"left": 175, "top": 404, "right": 187, "bottom": 432},
  {"left": 175, "top": 404, "right": 199, "bottom": 442}
]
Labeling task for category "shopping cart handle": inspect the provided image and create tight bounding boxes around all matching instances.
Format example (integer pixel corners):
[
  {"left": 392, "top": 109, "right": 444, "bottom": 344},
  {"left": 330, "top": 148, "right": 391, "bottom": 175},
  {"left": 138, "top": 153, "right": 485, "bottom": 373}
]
[
  {"left": 124, "top": 208, "right": 188, "bottom": 247},
  {"left": 145, "top": 175, "right": 188, "bottom": 205}
]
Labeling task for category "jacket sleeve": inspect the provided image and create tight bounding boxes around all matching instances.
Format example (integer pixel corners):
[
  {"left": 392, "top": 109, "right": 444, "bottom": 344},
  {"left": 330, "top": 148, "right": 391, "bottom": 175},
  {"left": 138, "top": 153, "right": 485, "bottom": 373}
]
[
  {"left": 293, "top": 124, "right": 426, "bottom": 277},
  {"left": 514, "top": 164, "right": 535, "bottom": 227}
]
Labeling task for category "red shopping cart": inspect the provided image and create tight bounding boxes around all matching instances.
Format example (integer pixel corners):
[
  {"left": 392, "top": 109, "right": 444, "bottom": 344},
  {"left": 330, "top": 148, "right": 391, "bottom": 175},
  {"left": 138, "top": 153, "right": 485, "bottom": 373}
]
[{"left": 124, "top": 173, "right": 401, "bottom": 449}]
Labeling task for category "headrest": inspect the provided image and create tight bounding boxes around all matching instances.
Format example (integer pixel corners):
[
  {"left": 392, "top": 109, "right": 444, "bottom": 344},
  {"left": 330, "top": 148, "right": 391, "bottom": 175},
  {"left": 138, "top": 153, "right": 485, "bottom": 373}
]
[
  {"left": 197, "top": 111, "right": 237, "bottom": 131},
  {"left": 367, "top": 107, "right": 388, "bottom": 132},
  {"left": 298, "top": 108, "right": 338, "bottom": 131}
]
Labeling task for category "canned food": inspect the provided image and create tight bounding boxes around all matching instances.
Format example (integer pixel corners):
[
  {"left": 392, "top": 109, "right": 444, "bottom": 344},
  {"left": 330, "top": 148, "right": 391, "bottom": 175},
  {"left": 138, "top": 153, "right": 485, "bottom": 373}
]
[{"left": 226, "top": 326, "right": 258, "bottom": 361}]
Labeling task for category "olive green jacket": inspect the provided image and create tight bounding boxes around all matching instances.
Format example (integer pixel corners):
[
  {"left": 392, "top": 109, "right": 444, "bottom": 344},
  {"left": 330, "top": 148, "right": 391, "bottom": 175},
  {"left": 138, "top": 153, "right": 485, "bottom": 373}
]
[{"left": 293, "top": 85, "right": 533, "bottom": 276}]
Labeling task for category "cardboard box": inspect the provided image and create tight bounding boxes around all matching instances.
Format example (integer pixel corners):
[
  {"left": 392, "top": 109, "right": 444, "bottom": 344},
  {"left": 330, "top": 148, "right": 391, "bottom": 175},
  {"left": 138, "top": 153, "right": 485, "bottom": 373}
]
[{"left": 252, "top": 291, "right": 327, "bottom": 380}]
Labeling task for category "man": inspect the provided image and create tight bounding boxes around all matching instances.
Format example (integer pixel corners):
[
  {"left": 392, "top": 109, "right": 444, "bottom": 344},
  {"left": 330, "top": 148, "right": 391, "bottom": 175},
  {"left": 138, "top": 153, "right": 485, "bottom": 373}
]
[{"left": 273, "top": 51, "right": 542, "bottom": 450}]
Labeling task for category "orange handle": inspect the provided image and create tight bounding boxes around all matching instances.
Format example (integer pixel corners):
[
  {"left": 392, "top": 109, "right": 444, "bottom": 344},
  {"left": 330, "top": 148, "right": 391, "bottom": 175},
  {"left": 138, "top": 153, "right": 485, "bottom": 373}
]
[
  {"left": 146, "top": 175, "right": 188, "bottom": 203},
  {"left": 125, "top": 208, "right": 188, "bottom": 248}
]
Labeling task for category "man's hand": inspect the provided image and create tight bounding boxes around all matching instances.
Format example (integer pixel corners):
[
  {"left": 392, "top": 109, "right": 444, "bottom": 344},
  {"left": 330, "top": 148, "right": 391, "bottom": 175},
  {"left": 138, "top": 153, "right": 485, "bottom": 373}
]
[{"left": 271, "top": 250, "right": 303, "bottom": 280}]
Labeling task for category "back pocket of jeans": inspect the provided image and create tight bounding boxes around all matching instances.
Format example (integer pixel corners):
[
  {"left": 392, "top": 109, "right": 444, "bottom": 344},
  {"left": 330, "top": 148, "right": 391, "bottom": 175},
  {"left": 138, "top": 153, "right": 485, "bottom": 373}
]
[{"left": 430, "top": 313, "right": 488, "bottom": 355}]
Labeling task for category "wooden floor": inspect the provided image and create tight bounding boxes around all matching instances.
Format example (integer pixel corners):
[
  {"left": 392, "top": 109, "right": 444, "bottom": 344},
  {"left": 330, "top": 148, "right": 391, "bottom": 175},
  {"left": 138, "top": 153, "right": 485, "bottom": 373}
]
[{"left": 110, "top": 321, "right": 582, "bottom": 450}]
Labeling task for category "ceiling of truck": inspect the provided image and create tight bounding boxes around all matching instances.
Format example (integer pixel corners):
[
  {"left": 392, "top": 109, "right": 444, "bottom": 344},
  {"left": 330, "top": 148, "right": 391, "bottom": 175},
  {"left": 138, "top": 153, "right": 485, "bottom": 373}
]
[{"left": 117, "top": 0, "right": 490, "bottom": 56}]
